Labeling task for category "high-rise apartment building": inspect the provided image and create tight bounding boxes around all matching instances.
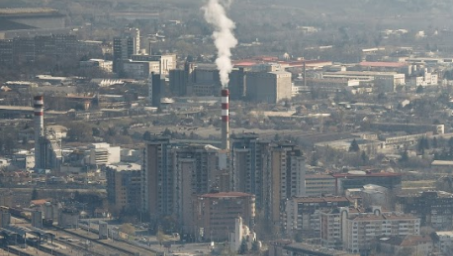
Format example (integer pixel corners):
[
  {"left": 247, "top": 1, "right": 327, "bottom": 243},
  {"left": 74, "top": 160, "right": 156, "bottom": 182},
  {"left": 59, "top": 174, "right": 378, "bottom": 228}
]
[
  {"left": 264, "top": 143, "right": 306, "bottom": 231},
  {"left": 173, "top": 144, "right": 218, "bottom": 233},
  {"left": 230, "top": 133, "right": 269, "bottom": 205},
  {"left": 231, "top": 134, "right": 306, "bottom": 232},
  {"left": 142, "top": 138, "right": 174, "bottom": 222},
  {"left": 142, "top": 138, "right": 219, "bottom": 229},
  {"left": 106, "top": 163, "right": 141, "bottom": 216},
  {"left": 113, "top": 28, "right": 140, "bottom": 73}
]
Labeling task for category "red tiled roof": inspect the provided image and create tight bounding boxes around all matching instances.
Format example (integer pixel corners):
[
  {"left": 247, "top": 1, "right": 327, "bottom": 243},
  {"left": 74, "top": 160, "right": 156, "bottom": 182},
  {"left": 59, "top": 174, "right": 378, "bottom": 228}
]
[{"left": 199, "top": 192, "right": 254, "bottom": 198}]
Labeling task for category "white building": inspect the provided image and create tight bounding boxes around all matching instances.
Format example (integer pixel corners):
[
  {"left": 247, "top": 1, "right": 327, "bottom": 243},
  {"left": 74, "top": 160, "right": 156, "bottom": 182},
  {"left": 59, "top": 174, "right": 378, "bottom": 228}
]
[
  {"left": 88, "top": 143, "right": 120, "bottom": 166},
  {"left": 415, "top": 71, "right": 438, "bottom": 86},
  {"left": 437, "top": 231, "right": 453, "bottom": 255},
  {"left": 230, "top": 216, "right": 259, "bottom": 253}
]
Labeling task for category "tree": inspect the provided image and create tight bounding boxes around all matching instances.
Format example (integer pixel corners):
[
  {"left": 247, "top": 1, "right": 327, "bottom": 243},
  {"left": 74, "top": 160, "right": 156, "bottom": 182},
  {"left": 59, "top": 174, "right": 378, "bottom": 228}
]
[
  {"left": 399, "top": 151, "right": 409, "bottom": 163},
  {"left": 310, "top": 154, "right": 318, "bottom": 166},
  {"left": 251, "top": 240, "right": 260, "bottom": 253},
  {"left": 238, "top": 238, "right": 248, "bottom": 255},
  {"left": 66, "top": 122, "right": 93, "bottom": 142},
  {"left": 157, "top": 227, "right": 165, "bottom": 245},
  {"left": 349, "top": 139, "right": 360, "bottom": 152},
  {"left": 432, "top": 137, "right": 438, "bottom": 148},
  {"left": 119, "top": 223, "right": 135, "bottom": 235},
  {"left": 416, "top": 85, "right": 424, "bottom": 93},
  {"left": 143, "top": 131, "right": 152, "bottom": 141},
  {"left": 31, "top": 188, "right": 38, "bottom": 200},
  {"left": 294, "top": 232, "right": 303, "bottom": 242},
  {"left": 361, "top": 151, "right": 369, "bottom": 164}
]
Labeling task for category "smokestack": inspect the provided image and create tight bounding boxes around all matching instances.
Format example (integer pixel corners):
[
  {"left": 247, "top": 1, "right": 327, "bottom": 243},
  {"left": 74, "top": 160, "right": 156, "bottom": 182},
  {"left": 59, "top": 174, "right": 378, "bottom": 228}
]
[
  {"left": 34, "top": 95, "right": 44, "bottom": 138},
  {"left": 303, "top": 62, "right": 307, "bottom": 88},
  {"left": 34, "top": 95, "right": 44, "bottom": 170},
  {"left": 221, "top": 88, "right": 230, "bottom": 150}
]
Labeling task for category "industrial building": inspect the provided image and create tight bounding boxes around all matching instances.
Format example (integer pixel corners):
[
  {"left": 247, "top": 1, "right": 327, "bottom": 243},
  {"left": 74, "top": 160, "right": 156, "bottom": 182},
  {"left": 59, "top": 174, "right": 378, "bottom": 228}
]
[
  {"left": 245, "top": 70, "right": 292, "bottom": 103},
  {"left": 0, "top": 8, "right": 66, "bottom": 39}
]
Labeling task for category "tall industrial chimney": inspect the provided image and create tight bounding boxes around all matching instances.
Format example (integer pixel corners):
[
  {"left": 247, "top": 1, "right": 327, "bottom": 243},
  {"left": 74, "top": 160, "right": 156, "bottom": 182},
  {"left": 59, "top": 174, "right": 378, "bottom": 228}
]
[
  {"left": 221, "top": 88, "right": 230, "bottom": 150},
  {"left": 34, "top": 95, "right": 44, "bottom": 169}
]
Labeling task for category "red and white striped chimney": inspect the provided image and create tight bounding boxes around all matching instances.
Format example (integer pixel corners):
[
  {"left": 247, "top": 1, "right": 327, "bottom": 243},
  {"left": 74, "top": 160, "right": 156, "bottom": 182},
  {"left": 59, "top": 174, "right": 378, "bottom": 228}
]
[
  {"left": 34, "top": 95, "right": 44, "bottom": 170},
  {"left": 34, "top": 96, "right": 44, "bottom": 138},
  {"left": 221, "top": 88, "right": 230, "bottom": 150}
]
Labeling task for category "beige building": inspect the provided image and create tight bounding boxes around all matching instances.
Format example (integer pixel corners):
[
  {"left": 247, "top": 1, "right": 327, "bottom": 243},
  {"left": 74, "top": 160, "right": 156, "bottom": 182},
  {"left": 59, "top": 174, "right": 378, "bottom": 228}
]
[
  {"left": 192, "top": 192, "right": 255, "bottom": 241},
  {"left": 305, "top": 175, "right": 336, "bottom": 196},
  {"left": 342, "top": 208, "right": 420, "bottom": 254},
  {"left": 323, "top": 71, "right": 405, "bottom": 92},
  {"left": 246, "top": 70, "right": 292, "bottom": 103},
  {"left": 284, "top": 196, "right": 350, "bottom": 237}
]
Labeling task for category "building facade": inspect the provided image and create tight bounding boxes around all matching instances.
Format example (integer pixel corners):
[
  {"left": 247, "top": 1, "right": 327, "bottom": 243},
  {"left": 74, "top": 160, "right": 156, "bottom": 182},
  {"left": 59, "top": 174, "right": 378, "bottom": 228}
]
[
  {"left": 106, "top": 163, "right": 141, "bottom": 215},
  {"left": 396, "top": 191, "right": 453, "bottom": 230},
  {"left": 246, "top": 70, "right": 292, "bottom": 103},
  {"left": 285, "top": 196, "right": 351, "bottom": 238},
  {"left": 192, "top": 192, "right": 255, "bottom": 241}
]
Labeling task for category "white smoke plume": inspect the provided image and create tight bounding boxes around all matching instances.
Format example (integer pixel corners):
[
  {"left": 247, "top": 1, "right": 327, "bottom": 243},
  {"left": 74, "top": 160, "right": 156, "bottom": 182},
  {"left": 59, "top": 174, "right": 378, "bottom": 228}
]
[{"left": 202, "top": 0, "right": 238, "bottom": 87}]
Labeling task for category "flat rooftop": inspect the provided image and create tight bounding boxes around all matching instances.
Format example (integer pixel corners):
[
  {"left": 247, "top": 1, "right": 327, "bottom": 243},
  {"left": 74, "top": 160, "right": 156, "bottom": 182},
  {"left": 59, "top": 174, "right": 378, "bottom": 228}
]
[{"left": 0, "top": 8, "right": 63, "bottom": 17}]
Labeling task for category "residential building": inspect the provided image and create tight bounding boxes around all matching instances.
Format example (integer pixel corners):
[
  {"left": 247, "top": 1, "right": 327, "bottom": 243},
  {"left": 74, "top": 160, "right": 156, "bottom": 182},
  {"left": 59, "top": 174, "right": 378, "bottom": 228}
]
[
  {"left": 106, "top": 163, "right": 141, "bottom": 215},
  {"left": 342, "top": 207, "right": 420, "bottom": 254},
  {"left": 142, "top": 138, "right": 174, "bottom": 222},
  {"left": 173, "top": 144, "right": 218, "bottom": 234},
  {"left": 192, "top": 192, "right": 255, "bottom": 241},
  {"left": 284, "top": 196, "right": 351, "bottom": 237},
  {"left": 436, "top": 231, "right": 453, "bottom": 255},
  {"left": 396, "top": 191, "right": 453, "bottom": 230},
  {"left": 378, "top": 235, "right": 433, "bottom": 256},
  {"left": 305, "top": 175, "right": 336, "bottom": 196},
  {"left": 246, "top": 70, "right": 292, "bottom": 103},
  {"left": 142, "top": 138, "right": 220, "bottom": 228},
  {"left": 230, "top": 133, "right": 269, "bottom": 205},
  {"left": 264, "top": 142, "right": 306, "bottom": 232}
]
